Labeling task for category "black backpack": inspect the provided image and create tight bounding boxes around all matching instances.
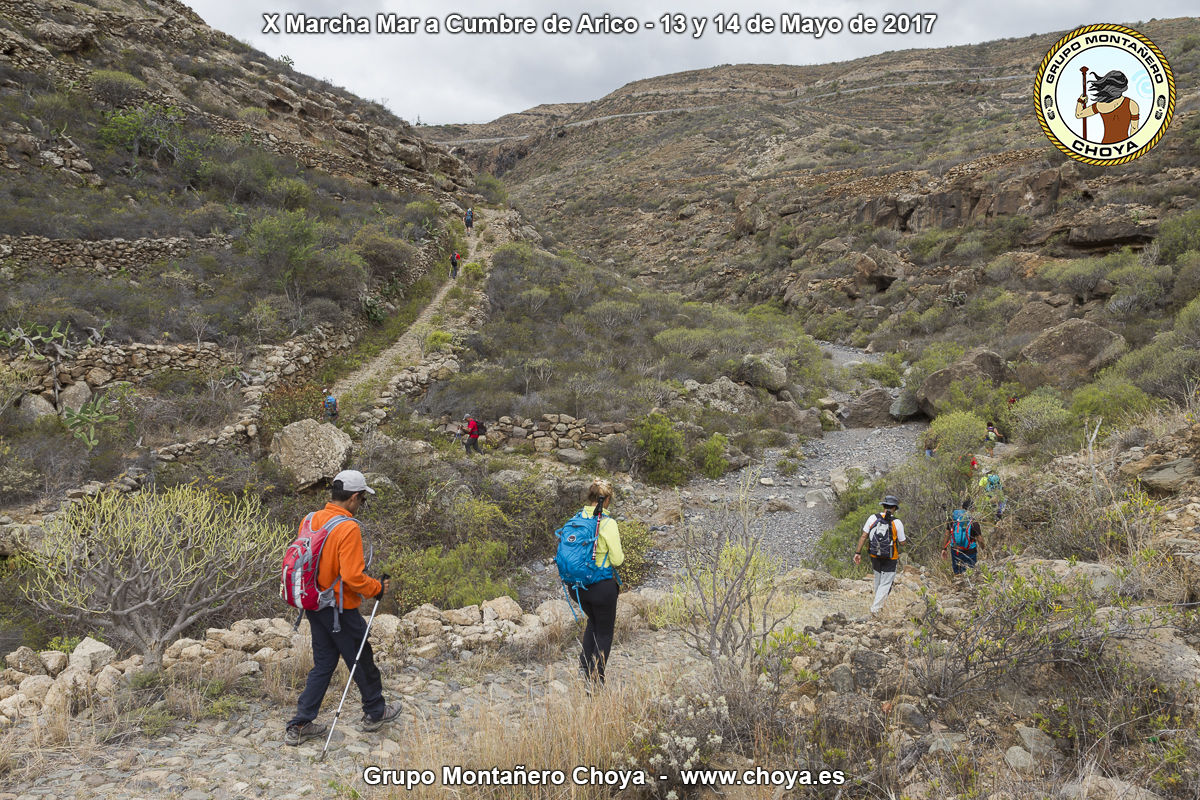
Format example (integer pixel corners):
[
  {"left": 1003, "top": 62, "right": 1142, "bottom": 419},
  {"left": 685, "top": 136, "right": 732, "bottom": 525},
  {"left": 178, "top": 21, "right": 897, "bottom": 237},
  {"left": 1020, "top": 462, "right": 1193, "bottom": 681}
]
[
  {"left": 476, "top": 421, "right": 487, "bottom": 435},
  {"left": 867, "top": 514, "right": 897, "bottom": 559}
]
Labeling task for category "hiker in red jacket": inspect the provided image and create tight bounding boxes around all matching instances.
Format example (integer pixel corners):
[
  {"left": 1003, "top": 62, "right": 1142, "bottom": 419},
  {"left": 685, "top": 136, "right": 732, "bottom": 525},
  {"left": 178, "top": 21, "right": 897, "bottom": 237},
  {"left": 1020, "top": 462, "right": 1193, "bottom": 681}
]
[{"left": 461, "top": 414, "right": 482, "bottom": 456}]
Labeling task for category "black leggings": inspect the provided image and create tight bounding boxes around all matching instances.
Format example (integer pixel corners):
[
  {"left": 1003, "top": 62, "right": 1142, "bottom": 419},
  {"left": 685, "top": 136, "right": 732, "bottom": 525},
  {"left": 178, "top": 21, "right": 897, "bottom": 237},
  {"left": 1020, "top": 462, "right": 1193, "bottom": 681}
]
[{"left": 577, "top": 579, "right": 619, "bottom": 682}]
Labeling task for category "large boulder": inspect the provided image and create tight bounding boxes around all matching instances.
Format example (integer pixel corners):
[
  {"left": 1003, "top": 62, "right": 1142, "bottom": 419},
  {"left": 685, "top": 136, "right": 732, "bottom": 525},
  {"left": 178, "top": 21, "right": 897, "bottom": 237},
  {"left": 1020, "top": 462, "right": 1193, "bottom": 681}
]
[
  {"left": 766, "top": 401, "right": 821, "bottom": 437},
  {"left": 684, "top": 377, "right": 760, "bottom": 414},
  {"left": 735, "top": 354, "right": 788, "bottom": 393},
  {"left": 1060, "top": 775, "right": 1164, "bottom": 800},
  {"left": 915, "top": 349, "right": 1012, "bottom": 417},
  {"left": 59, "top": 381, "right": 93, "bottom": 413},
  {"left": 68, "top": 637, "right": 117, "bottom": 674},
  {"left": 1006, "top": 301, "right": 1068, "bottom": 335},
  {"left": 916, "top": 361, "right": 991, "bottom": 418},
  {"left": 890, "top": 394, "right": 921, "bottom": 421},
  {"left": 843, "top": 388, "right": 897, "bottom": 428},
  {"left": 268, "top": 419, "right": 353, "bottom": 489},
  {"left": 5, "top": 646, "right": 45, "bottom": 676},
  {"left": 1138, "top": 458, "right": 1195, "bottom": 492},
  {"left": 13, "top": 393, "right": 56, "bottom": 426},
  {"left": 1019, "top": 319, "right": 1126, "bottom": 387}
]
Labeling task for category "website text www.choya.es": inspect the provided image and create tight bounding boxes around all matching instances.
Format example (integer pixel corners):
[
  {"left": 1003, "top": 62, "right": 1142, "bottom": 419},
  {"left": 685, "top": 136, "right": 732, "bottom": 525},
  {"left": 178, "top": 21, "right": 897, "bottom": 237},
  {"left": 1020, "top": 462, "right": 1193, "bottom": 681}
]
[{"left": 363, "top": 764, "right": 847, "bottom": 791}]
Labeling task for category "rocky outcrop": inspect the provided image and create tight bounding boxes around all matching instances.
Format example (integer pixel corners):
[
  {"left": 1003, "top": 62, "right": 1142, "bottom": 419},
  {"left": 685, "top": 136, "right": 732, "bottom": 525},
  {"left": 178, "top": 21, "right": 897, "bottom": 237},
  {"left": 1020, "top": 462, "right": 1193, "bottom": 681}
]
[
  {"left": 1005, "top": 301, "right": 1069, "bottom": 335},
  {"left": 843, "top": 387, "right": 898, "bottom": 428},
  {"left": 1019, "top": 319, "right": 1127, "bottom": 387},
  {"left": 915, "top": 349, "right": 1011, "bottom": 418},
  {"left": 735, "top": 353, "right": 789, "bottom": 393},
  {"left": 268, "top": 420, "right": 353, "bottom": 489}
]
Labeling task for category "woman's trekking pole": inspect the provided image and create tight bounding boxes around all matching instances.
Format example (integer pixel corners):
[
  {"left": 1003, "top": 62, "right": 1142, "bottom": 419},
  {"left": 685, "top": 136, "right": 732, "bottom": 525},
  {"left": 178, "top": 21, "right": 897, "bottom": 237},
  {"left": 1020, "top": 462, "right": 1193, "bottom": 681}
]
[{"left": 319, "top": 574, "right": 388, "bottom": 762}]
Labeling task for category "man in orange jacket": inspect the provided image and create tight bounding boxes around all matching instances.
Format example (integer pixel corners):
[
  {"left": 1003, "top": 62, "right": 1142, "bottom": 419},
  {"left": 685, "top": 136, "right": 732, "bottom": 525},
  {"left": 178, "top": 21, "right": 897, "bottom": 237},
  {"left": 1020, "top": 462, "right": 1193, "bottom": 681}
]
[{"left": 286, "top": 470, "right": 400, "bottom": 745}]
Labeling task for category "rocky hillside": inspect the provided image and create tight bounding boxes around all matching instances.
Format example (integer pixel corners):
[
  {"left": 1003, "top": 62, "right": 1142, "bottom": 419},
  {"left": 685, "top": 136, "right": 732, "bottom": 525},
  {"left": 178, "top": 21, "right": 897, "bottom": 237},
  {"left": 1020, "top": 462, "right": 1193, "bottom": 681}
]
[{"left": 436, "top": 19, "right": 1200, "bottom": 351}]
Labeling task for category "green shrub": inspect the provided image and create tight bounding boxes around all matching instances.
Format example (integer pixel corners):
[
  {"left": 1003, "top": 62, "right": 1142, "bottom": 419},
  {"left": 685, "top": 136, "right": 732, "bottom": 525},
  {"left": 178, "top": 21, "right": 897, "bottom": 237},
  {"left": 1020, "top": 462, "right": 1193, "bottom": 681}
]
[
  {"left": 690, "top": 433, "right": 729, "bottom": 479},
  {"left": 475, "top": 174, "right": 508, "bottom": 205},
  {"left": 634, "top": 413, "right": 690, "bottom": 486},
  {"left": 267, "top": 177, "right": 313, "bottom": 210},
  {"left": 1158, "top": 209, "right": 1200, "bottom": 264},
  {"left": 386, "top": 540, "right": 514, "bottom": 613},
  {"left": 423, "top": 330, "right": 453, "bottom": 354},
  {"left": 461, "top": 261, "right": 484, "bottom": 283},
  {"left": 1069, "top": 373, "right": 1158, "bottom": 426},
  {"left": 616, "top": 520, "right": 654, "bottom": 588},
  {"left": 1040, "top": 250, "right": 1135, "bottom": 302},
  {"left": 90, "top": 69, "right": 146, "bottom": 106},
  {"left": 260, "top": 381, "right": 322, "bottom": 440},
  {"left": 351, "top": 225, "right": 420, "bottom": 284},
  {"left": 1009, "top": 390, "right": 1076, "bottom": 449},
  {"left": 98, "top": 103, "right": 200, "bottom": 169},
  {"left": 1172, "top": 250, "right": 1200, "bottom": 305}
]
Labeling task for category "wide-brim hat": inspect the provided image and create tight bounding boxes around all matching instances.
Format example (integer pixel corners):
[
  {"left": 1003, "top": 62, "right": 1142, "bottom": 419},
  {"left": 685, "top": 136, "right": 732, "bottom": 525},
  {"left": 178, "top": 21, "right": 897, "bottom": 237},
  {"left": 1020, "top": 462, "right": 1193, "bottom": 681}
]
[{"left": 880, "top": 495, "right": 900, "bottom": 508}]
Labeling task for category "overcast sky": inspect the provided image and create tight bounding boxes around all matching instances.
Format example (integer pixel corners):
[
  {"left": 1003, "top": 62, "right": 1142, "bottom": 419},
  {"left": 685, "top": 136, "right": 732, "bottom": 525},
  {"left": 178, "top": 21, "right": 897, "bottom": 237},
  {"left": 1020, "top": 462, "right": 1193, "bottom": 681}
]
[{"left": 187, "top": 1, "right": 1196, "bottom": 125}]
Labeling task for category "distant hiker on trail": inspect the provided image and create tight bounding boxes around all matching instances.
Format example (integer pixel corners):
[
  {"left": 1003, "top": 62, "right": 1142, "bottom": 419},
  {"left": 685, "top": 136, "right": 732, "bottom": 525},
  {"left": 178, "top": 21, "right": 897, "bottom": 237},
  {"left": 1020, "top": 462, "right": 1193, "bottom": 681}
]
[
  {"left": 984, "top": 422, "right": 1003, "bottom": 456},
  {"left": 465, "top": 207, "right": 473, "bottom": 231},
  {"left": 922, "top": 432, "right": 937, "bottom": 459},
  {"left": 556, "top": 479, "right": 624, "bottom": 688},
  {"left": 285, "top": 470, "right": 400, "bottom": 745},
  {"left": 853, "top": 495, "right": 906, "bottom": 615},
  {"left": 322, "top": 390, "right": 338, "bottom": 422},
  {"left": 1075, "top": 70, "right": 1139, "bottom": 144},
  {"left": 979, "top": 469, "right": 1006, "bottom": 520},
  {"left": 450, "top": 251, "right": 460, "bottom": 279},
  {"left": 942, "top": 498, "right": 981, "bottom": 576},
  {"left": 461, "top": 414, "right": 483, "bottom": 455}
]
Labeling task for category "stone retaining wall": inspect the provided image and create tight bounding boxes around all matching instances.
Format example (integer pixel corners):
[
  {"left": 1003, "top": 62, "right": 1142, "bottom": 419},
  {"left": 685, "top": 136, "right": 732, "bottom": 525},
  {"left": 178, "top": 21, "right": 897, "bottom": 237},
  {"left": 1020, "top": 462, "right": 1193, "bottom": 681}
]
[{"left": 0, "top": 234, "right": 231, "bottom": 273}]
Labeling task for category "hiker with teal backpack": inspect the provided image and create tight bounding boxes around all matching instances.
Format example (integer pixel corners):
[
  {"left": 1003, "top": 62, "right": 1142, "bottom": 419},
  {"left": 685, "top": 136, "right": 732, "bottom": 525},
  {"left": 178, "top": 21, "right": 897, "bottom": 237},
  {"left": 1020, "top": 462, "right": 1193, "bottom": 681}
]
[
  {"left": 322, "top": 389, "right": 338, "bottom": 422},
  {"left": 979, "top": 469, "right": 1006, "bottom": 520},
  {"left": 555, "top": 479, "right": 623, "bottom": 687},
  {"left": 941, "top": 499, "right": 981, "bottom": 575}
]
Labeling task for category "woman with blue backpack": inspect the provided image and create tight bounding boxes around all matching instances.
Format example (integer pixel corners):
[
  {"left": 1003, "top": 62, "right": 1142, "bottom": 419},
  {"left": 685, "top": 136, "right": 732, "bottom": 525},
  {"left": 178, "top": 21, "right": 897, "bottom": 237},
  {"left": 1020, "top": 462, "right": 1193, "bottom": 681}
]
[
  {"left": 941, "top": 498, "right": 982, "bottom": 575},
  {"left": 555, "top": 478, "right": 624, "bottom": 688}
]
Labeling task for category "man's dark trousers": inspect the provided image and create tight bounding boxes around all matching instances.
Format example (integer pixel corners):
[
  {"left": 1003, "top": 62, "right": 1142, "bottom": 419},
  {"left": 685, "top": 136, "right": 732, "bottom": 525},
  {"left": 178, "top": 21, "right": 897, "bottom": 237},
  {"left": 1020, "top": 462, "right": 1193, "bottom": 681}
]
[{"left": 288, "top": 605, "right": 385, "bottom": 727}]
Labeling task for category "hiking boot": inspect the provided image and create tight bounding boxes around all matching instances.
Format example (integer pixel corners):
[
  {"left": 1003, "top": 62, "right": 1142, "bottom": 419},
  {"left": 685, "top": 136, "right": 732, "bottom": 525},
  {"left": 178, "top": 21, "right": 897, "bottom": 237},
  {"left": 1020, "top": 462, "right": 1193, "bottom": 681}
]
[
  {"left": 285, "top": 721, "right": 327, "bottom": 746},
  {"left": 361, "top": 702, "right": 402, "bottom": 732}
]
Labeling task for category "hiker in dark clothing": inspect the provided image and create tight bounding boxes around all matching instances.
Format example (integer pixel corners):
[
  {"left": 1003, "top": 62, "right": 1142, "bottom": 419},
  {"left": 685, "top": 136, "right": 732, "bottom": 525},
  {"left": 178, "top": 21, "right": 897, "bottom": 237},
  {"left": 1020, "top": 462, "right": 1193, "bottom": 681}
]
[
  {"left": 465, "top": 207, "right": 473, "bottom": 232},
  {"left": 576, "top": 479, "right": 623, "bottom": 686},
  {"left": 854, "top": 496, "right": 906, "bottom": 615},
  {"left": 941, "top": 499, "right": 981, "bottom": 575},
  {"left": 285, "top": 470, "right": 400, "bottom": 745},
  {"left": 461, "top": 414, "right": 482, "bottom": 455},
  {"left": 450, "top": 252, "right": 460, "bottom": 278}
]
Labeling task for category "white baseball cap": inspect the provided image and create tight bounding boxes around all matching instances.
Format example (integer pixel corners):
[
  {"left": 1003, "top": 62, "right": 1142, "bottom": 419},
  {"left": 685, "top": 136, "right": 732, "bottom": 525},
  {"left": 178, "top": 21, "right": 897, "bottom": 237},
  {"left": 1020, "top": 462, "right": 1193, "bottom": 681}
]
[{"left": 333, "top": 469, "right": 375, "bottom": 495}]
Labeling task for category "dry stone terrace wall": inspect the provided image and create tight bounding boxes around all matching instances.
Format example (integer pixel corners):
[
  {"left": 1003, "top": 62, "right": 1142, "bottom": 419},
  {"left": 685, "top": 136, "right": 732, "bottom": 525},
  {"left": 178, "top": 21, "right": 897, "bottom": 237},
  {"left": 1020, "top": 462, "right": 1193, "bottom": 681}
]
[
  {"left": 0, "top": 591, "right": 666, "bottom": 727},
  {"left": 0, "top": 234, "right": 231, "bottom": 273}
]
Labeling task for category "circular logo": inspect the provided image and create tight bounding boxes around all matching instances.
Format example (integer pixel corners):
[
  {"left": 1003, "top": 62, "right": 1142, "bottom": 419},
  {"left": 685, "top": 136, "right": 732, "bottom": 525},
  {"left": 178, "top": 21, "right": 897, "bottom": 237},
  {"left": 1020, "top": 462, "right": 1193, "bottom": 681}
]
[{"left": 1035, "top": 24, "right": 1175, "bottom": 165}]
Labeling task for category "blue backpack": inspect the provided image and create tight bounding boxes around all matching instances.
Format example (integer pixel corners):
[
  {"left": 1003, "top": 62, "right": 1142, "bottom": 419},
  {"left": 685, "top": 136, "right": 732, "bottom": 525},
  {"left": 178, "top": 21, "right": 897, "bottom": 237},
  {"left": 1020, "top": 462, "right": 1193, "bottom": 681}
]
[
  {"left": 555, "top": 509, "right": 616, "bottom": 607},
  {"left": 951, "top": 509, "right": 975, "bottom": 549}
]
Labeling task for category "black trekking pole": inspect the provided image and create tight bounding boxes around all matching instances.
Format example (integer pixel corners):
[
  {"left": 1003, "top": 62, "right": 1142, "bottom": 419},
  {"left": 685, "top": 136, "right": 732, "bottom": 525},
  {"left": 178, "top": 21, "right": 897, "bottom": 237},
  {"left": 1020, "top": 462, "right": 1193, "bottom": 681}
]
[{"left": 318, "top": 573, "right": 388, "bottom": 762}]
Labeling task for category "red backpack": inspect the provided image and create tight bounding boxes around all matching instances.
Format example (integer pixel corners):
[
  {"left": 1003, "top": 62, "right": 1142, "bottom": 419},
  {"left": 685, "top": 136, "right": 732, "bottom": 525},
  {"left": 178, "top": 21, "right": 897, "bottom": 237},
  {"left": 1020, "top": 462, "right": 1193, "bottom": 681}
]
[{"left": 281, "top": 512, "right": 352, "bottom": 630}]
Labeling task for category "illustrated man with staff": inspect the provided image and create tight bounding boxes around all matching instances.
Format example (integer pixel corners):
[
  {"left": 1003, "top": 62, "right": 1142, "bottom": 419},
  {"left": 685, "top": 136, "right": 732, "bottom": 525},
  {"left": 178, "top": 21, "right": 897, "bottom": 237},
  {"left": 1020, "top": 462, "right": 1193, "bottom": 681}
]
[{"left": 1075, "top": 67, "right": 1140, "bottom": 144}]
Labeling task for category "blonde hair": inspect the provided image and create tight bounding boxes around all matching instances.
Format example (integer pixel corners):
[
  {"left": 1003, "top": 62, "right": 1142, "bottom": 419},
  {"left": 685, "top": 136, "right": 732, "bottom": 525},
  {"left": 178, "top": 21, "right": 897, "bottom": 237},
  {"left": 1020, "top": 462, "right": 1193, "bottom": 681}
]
[{"left": 585, "top": 478, "right": 614, "bottom": 506}]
